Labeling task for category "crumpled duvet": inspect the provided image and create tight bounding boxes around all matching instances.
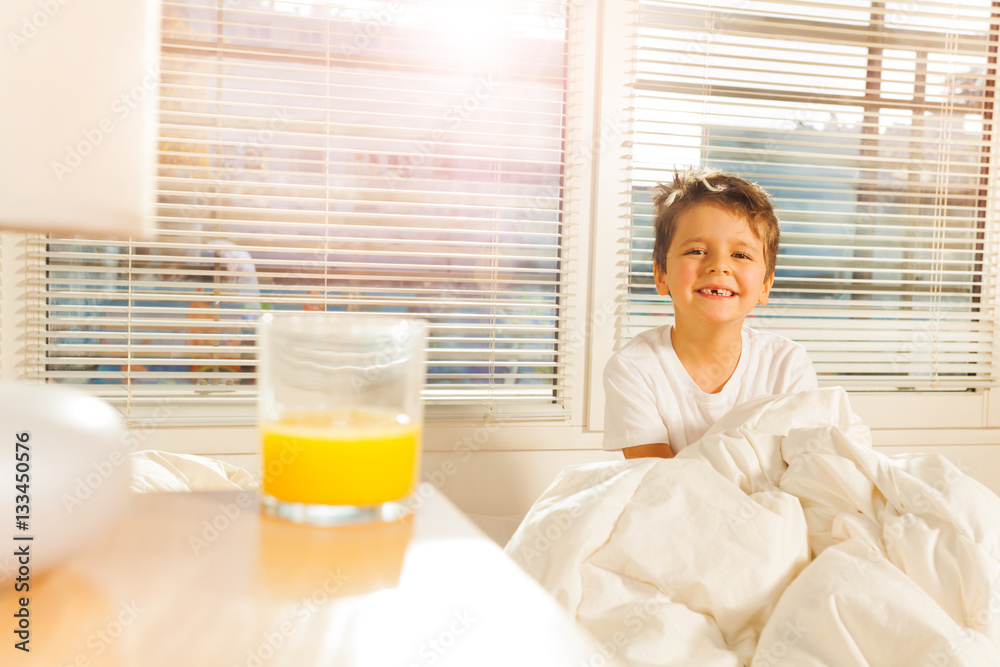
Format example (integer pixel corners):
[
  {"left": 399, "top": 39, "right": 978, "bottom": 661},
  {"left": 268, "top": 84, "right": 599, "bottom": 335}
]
[{"left": 505, "top": 388, "right": 1000, "bottom": 666}]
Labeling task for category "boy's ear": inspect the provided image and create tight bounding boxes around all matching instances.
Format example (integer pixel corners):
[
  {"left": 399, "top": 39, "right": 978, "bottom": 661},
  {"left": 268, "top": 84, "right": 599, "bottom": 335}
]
[
  {"left": 758, "top": 273, "right": 775, "bottom": 305},
  {"left": 653, "top": 263, "right": 669, "bottom": 295}
]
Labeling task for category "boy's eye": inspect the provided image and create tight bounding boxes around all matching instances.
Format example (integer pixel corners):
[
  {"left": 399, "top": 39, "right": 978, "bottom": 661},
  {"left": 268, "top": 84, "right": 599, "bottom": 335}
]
[
  {"left": 733, "top": 252, "right": 750, "bottom": 259},
  {"left": 684, "top": 249, "right": 705, "bottom": 255}
]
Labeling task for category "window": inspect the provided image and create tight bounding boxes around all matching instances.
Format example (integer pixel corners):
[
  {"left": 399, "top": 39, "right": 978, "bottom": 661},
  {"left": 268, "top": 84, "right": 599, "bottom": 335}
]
[
  {"left": 22, "top": 0, "right": 1000, "bottom": 434},
  {"left": 29, "top": 0, "right": 573, "bottom": 422},
  {"left": 621, "top": 0, "right": 998, "bottom": 390}
]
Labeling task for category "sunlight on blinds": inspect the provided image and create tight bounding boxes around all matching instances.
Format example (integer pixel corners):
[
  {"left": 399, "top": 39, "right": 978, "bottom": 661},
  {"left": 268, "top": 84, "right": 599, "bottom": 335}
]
[{"left": 29, "top": 0, "right": 573, "bottom": 422}]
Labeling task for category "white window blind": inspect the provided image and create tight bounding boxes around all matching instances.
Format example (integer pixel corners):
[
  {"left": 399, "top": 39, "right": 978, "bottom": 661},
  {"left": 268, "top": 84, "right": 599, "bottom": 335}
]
[
  {"left": 28, "top": 0, "right": 572, "bottom": 422},
  {"left": 622, "top": 0, "right": 999, "bottom": 390}
]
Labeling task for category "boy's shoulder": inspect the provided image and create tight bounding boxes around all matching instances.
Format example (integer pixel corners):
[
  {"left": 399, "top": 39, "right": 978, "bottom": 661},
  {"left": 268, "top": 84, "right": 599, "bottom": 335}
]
[
  {"left": 743, "top": 326, "right": 818, "bottom": 391},
  {"left": 614, "top": 324, "right": 671, "bottom": 359},
  {"left": 744, "top": 326, "right": 808, "bottom": 355},
  {"left": 604, "top": 325, "right": 671, "bottom": 379}
]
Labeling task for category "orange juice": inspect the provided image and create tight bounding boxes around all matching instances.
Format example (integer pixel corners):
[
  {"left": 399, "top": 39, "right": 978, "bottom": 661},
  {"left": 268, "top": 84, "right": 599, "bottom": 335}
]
[{"left": 261, "top": 409, "right": 421, "bottom": 506}]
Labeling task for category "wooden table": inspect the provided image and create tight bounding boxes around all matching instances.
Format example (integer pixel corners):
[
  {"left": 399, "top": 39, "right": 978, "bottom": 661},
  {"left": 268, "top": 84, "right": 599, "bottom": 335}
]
[{"left": 1, "top": 487, "right": 600, "bottom": 666}]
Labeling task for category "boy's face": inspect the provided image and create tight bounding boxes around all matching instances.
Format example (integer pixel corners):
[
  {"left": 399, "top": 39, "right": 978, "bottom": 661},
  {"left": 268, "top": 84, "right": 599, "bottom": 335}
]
[{"left": 654, "top": 202, "right": 773, "bottom": 327}]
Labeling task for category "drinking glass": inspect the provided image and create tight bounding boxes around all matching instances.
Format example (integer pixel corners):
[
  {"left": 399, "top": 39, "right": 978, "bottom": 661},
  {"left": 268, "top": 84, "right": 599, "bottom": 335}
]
[{"left": 257, "top": 312, "right": 426, "bottom": 524}]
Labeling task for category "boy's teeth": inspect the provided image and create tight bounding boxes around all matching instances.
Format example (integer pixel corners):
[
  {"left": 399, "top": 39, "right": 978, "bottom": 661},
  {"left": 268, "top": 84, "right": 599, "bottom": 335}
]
[{"left": 700, "top": 288, "right": 733, "bottom": 296}]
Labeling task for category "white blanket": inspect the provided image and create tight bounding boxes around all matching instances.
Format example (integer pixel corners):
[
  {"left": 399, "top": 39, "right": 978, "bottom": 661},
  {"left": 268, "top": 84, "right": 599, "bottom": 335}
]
[{"left": 505, "top": 388, "right": 1000, "bottom": 666}]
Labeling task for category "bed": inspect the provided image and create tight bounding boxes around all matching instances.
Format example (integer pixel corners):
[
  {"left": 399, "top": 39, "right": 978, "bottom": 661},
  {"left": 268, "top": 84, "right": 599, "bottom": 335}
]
[{"left": 505, "top": 388, "right": 1000, "bottom": 666}]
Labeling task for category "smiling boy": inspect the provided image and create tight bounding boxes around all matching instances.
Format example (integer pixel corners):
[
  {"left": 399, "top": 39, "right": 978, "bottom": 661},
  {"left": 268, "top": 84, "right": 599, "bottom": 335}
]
[{"left": 603, "top": 169, "right": 818, "bottom": 459}]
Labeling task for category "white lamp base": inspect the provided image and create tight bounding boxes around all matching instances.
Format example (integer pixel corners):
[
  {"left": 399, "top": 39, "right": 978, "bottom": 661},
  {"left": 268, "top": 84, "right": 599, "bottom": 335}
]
[{"left": 0, "top": 383, "right": 131, "bottom": 580}]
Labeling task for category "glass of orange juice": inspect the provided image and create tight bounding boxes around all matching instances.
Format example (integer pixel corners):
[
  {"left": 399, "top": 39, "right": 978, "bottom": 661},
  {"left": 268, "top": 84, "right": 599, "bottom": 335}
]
[{"left": 257, "top": 312, "right": 426, "bottom": 524}]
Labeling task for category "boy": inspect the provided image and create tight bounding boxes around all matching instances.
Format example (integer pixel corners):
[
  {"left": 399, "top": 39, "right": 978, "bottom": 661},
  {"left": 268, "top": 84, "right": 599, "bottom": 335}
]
[{"left": 603, "top": 168, "right": 818, "bottom": 459}]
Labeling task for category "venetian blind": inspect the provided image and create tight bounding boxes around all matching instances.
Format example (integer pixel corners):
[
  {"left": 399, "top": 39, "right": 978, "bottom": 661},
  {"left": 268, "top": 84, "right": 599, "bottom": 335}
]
[
  {"left": 27, "top": 0, "right": 572, "bottom": 422},
  {"left": 622, "top": 0, "right": 999, "bottom": 390}
]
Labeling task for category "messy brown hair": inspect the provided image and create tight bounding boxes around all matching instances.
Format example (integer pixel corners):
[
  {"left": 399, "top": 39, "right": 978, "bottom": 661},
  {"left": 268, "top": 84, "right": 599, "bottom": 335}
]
[{"left": 651, "top": 168, "right": 780, "bottom": 279}]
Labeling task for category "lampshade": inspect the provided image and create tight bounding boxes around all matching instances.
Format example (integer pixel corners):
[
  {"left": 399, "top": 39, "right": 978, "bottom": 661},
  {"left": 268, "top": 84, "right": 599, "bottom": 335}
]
[
  {"left": 0, "top": 0, "right": 161, "bottom": 577},
  {"left": 0, "top": 0, "right": 160, "bottom": 237}
]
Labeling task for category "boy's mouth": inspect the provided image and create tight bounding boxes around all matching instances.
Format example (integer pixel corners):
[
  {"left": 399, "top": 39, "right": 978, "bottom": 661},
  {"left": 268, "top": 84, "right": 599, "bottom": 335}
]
[{"left": 697, "top": 287, "right": 737, "bottom": 297}]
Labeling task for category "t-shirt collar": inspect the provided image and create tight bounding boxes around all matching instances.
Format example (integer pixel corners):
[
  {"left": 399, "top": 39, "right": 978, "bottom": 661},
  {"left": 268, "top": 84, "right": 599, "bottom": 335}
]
[{"left": 663, "top": 324, "right": 750, "bottom": 400}]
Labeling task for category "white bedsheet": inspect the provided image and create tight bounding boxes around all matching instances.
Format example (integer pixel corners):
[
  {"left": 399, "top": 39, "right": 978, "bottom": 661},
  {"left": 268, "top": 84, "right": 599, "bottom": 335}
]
[{"left": 505, "top": 388, "right": 1000, "bottom": 666}]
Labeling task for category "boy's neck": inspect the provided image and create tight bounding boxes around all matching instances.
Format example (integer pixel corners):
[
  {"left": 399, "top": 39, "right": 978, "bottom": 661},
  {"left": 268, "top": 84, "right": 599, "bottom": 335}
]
[{"left": 670, "top": 318, "right": 744, "bottom": 394}]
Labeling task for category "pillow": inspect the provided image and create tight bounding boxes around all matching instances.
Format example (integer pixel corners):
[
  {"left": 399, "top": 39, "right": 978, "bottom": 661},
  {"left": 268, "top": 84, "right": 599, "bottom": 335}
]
[{"left": 130, "top": 450, "right": 257, "bottom": 493}]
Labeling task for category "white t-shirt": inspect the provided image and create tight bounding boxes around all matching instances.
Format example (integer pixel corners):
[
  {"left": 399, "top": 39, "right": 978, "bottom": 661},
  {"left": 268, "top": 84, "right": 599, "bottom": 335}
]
[{"left": 603, "top": 325, "right": 818, "bottom": 454}]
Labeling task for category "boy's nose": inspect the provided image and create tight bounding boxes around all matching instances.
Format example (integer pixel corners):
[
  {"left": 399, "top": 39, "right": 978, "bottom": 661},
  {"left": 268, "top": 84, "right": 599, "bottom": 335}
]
[{"left": 707, "top": 262, "right": 732, "bottom": 275}]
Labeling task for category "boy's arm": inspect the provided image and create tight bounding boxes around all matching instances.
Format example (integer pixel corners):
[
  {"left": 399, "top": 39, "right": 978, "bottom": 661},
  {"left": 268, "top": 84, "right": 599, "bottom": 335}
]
[
  {"left": 604, "top": 355, "right": 672, "bottom": 455},
  {"left": 622, "top": 443, "right": 674, "bottom": 459}
]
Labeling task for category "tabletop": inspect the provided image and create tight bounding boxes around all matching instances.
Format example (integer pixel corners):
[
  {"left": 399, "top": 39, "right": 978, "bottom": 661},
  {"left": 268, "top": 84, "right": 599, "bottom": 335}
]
[{"left": 0, "top": 486, "right": 602, "bottom": 667}]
